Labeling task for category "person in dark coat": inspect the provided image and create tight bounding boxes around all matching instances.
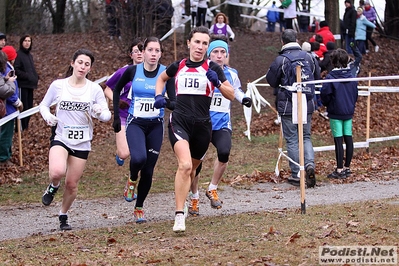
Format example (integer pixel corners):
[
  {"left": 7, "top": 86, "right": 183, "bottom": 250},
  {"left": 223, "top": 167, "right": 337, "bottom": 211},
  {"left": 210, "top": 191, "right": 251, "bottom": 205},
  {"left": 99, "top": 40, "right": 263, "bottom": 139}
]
[
  {"left": 343, "top": 0, "right": 362, "bottom": 77},
  {"left": 321, "top": 48, "right": 358, "bottom": 179},
  {"left": 14, "top": 34, "right": 39, "bottom": 131},
  {"left": 266, "top": 29, "right": 320, "bottom": 188},
  {"left": 320, "top": 41, "right": 336, "bottom": 75}
]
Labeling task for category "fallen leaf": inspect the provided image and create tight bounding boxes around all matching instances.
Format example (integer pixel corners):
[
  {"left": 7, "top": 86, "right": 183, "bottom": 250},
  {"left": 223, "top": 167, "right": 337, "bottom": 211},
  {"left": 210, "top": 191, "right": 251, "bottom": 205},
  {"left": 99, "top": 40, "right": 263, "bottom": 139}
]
[
  {"left": 346, "top": 220, "right": 360, "bottom": 227},
  {"left": 285, "top": 232, "right": 301, "bottom": 245}
]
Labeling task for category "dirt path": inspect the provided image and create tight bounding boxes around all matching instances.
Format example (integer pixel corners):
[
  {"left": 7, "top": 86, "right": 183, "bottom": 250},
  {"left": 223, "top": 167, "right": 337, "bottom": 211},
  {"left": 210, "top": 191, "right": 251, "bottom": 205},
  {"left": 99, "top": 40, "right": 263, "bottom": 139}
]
[{"left": 1, "top": 179, "right": 398, "bottom": 241}]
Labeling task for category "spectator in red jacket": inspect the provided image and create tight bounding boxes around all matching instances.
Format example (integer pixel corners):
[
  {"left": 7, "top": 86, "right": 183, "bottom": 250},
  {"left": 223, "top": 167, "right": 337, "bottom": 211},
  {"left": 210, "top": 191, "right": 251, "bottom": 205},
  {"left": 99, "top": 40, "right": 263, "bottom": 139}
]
[{"left": 309, "top": 20, "right": 335, "bottom": 46}]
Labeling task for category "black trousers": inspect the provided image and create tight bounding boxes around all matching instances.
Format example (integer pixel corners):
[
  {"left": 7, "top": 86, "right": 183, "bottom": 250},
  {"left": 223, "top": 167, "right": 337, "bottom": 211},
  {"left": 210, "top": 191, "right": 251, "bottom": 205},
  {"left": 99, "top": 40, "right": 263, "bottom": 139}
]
[{"left": 20, "top": 87, "right": 34, "bottom": 131}]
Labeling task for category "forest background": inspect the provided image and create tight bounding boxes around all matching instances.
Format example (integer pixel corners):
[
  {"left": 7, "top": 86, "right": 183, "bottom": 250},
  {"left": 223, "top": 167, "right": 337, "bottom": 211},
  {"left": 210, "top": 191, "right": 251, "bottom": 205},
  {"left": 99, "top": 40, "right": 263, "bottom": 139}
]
[{"left": 1, "top": 0, "right": 399, "bottom": 40}]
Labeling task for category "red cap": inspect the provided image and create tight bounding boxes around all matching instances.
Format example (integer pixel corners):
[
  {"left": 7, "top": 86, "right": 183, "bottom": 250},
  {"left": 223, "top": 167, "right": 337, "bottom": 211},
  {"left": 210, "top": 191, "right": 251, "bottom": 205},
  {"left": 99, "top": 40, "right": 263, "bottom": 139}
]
[{"left": 2, "top": 45, "right": 17, "bottom": 61}]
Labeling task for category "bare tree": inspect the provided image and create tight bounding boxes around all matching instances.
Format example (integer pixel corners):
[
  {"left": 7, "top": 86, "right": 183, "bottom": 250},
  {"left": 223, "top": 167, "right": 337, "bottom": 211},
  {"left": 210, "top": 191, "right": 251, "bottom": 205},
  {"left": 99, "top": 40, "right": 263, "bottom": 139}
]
[
  {"left": 324, "top": 0, "right": 340, "bottom": 38},
  {"left": 226, "top": 0, "right": 242, "bottom": 28},
  {"left": 0, "top": 0, "right": 6, "bottom": 33},
  {"left": 44, "top": 0, "right": 67, "bottom": 33}
]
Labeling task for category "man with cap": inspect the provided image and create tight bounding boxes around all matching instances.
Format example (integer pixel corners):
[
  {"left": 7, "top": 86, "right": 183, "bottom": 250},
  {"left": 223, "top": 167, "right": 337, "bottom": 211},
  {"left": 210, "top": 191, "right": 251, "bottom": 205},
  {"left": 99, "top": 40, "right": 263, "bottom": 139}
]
[
  {"left": 343, "top": 0, "right": 362, "bottom": 76},
  {"left": 0, "top": 45, "right": 23, "bottom": 167},
  {"left": 0, "top": 33, "right": 6, "bottom": 50},
  {"left": 187, "top": 36, "right": 252, "bottom": 215}
]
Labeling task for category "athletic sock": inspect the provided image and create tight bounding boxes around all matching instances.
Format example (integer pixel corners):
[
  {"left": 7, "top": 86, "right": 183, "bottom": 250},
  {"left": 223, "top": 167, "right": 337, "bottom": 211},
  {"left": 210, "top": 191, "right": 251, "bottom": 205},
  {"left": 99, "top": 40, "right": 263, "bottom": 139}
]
[
  {"left": 190, "top": 191, "right": 199, "bottom": 199},
  {"left": 208, "top": 183, "right": 218, "bottom": 191}
]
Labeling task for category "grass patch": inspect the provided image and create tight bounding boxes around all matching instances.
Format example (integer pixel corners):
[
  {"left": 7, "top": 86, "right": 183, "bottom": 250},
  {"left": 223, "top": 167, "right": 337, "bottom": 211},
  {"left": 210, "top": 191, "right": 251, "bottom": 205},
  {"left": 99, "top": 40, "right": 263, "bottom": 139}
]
[{"left": 1, "top": 199, "right": 398, "bottom": 265}]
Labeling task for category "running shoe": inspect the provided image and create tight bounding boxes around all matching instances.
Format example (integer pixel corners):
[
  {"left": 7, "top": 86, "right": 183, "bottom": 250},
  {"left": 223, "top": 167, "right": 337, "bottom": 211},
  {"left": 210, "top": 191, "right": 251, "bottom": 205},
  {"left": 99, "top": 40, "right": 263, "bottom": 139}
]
[
  {"left": 116, "top": 154, "right": 124, "bottom": 166},
  {"left": 123, "top": 179, "right": 137, "bottom": 202},
  {"left": 327, "top": 170, "right": 347, "bottom": 179},
  {"left": 59, "top": 215, "right": 72, "bottom": 231},
  {"left": 42, "top": 184, "right": 59, "bottom": 206},
  {"left": 188, "top": 198, "right": 199, "bottom": 216},
  {"left": 173, "top": 213, "right": 186, "bottom": 233},
  {"left": 133, "top": 207, "right": 147, "bottom": 224},
  {"left": 343, "top": 168, "right": 352, "bottom": 177},
  {"left": 205, "top": 189, "right": 222, "bottom": 209},
  {"left": 287, "top": 176, "right": 300, "bottom": 187}
]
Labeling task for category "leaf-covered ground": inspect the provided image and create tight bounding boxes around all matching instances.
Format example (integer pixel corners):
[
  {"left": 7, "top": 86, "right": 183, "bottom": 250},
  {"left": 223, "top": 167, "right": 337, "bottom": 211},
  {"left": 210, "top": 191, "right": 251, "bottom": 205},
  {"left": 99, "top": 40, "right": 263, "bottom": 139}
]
[{"left": 1, "top": 29, "right": 399, "bottom": 185}]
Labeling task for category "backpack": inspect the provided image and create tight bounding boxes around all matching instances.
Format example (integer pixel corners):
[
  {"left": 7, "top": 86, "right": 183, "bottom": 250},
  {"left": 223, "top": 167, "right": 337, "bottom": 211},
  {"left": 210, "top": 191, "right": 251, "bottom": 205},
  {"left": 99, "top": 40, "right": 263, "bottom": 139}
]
[{"left": 280, "top": 51, "right": 315, "bottom": 100}]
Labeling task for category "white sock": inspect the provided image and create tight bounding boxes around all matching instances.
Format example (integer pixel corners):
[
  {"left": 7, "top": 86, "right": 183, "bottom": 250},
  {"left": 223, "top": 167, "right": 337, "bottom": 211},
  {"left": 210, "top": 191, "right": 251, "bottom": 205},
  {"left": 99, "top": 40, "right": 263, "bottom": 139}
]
[
  {"left": 59, "top": 211, "right": 67, "bottom": 216},
  {"left": 51, "top": 183, "right": 60, "bottom": 188},
  {"left": 190, "top": 191, "right": 199, "bottom": 199},
  {"left": 208, "top": 183, "right": 218, "bottom": 191}
]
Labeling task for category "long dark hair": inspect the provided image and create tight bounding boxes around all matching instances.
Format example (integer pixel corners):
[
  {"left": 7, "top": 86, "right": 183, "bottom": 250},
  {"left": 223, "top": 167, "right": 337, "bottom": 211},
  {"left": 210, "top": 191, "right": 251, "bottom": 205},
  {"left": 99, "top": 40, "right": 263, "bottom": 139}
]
[
  {"left": 65, "top": 48, "right": 95, "bottom": 78},
  {"left": 0, "top": 51, "right": 7, "bottom": 73},
  {"left": 19, "top": 35, "right": 32, "bottom": 51}
]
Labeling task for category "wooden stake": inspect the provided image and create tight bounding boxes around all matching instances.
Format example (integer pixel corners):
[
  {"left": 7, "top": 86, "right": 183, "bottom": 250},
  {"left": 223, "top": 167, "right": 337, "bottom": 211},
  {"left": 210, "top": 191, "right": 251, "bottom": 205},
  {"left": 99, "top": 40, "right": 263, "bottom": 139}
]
[
  {"left": 296, "top": 65, "right": 306, "bottom": 214},
  {"left": 174, "top": 31, "right": 177, "bottom": 61},
  {"left": 366, "top": 72, "right": 371, "bottom": 153},
  {"left": 17, "top": 118, "right": 23, "bottom": 167},
  {"left": 278, "top": 124, "right": 283, "bottom": 173}
]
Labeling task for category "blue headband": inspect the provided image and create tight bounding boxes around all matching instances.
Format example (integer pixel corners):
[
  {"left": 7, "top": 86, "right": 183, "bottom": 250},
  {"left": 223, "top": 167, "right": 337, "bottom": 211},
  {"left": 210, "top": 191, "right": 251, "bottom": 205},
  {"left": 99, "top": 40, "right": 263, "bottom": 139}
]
[{"left": 207, "top": 40, "right": 229, "bottom": 58}]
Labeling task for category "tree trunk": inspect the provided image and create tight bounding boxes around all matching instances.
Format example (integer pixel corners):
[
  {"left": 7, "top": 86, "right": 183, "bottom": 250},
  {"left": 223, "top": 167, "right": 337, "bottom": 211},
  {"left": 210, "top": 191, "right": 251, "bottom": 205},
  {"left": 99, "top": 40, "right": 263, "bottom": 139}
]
[
  {"left": 384, "top": 0, "right": 399, "bottom": 38},
  {"left": 324, "top": 0, "right": 341, "bottom": 47},
  {"left": 0, "top": 0, "right": 6, "bottom": 33},
  {"left": 45, "top": 0, "right": 66, "bottom": 34},
  {"left": 184, "top": 0, "right": 190, "bottom": 40},
  {"left": 226, "top": 0, "right": 241, "bottom": 28}
]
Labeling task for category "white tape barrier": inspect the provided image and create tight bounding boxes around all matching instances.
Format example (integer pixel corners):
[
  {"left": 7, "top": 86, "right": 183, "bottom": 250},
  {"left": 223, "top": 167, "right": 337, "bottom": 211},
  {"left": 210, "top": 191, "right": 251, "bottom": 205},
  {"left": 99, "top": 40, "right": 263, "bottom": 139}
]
[
  {"left": 226, "top": 0, "right": 324, "bottom": 19},
  {"left": 246, "top": 74, "right": 399, "bottom": 176},
  {"left": 0, "top": 110, "right": 19, "bottom": 126},
  {"left": 0, "top": 76, "right": 108, "bottom": 127},
  {"left": 243, "top": 89, "right": 252, "bottom": 140},
  {"left": 244, "top": 80, "right": 277, "bottom": 141}
]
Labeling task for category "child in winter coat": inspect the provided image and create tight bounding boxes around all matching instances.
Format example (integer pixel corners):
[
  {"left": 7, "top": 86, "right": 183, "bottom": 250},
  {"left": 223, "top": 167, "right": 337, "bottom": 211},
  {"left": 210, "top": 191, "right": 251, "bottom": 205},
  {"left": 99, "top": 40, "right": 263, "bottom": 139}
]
[{"left": 321, "top": 49, "right": 358, "bottom": 179}]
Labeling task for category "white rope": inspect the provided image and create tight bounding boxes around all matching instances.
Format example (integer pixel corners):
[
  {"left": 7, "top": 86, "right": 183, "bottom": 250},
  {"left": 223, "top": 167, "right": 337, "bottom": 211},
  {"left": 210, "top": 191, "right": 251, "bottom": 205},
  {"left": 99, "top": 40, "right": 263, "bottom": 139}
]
[
  {"left": 297, "top": 75, "right": 399, "bottom": 86},
  {"left": 247, "top": 74, "right": 399, "bottom": 177}
]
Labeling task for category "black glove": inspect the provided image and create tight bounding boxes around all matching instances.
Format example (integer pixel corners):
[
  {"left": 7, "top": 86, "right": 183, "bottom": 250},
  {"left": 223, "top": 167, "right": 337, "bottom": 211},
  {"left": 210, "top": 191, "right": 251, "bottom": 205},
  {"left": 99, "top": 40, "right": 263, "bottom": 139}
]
[
  {"left": 154, "top": 94, "right": 167, "bottom": 109},
  {"left": 113, "top": 117, "right": 121, "bottom": 133},
  {"left": 242, "top": 97, "right": 252, "bottom": 108},
  {"left": 229, "top": 37, "right": 234, "bottom": 42},
  {"left": 206, "top": 69, "right": 221, "bottom": 88},
  {"left": 165, "top": 98, "right": 175, "bottom": 110}
]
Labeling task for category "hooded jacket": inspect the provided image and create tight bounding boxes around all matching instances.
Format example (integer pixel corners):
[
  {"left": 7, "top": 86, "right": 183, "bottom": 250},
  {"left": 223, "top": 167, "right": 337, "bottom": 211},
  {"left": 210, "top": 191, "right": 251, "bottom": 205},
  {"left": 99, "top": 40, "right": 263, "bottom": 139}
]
[
  {"left": 320, "top": 68, "right": 358, "bottom": 120},
  {"left": 266, "top": 42, "right": 321, "bottom": 115}
]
